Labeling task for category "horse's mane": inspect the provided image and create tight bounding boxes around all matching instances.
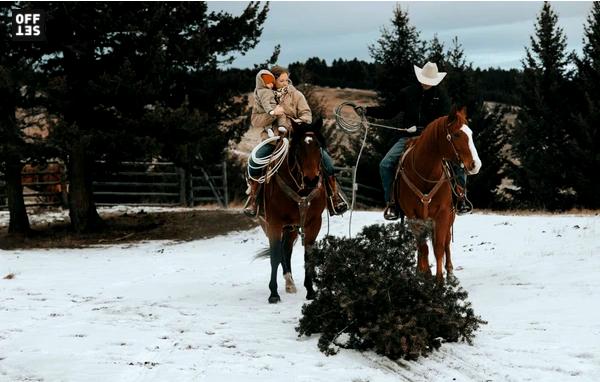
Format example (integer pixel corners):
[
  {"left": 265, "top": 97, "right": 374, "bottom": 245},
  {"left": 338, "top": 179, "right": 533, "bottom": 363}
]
[
  {"left": 290, "top": 118, "right": 325, "bottom": 148},
  {"left": 411, "top": 106, "right": 467, "bottom": 148}
]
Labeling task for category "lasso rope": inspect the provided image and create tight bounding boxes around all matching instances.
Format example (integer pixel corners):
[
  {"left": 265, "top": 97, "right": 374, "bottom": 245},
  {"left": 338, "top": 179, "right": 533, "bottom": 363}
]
[
  {"left": 333, "top": 102, "right": 417, "bottom": 238},
  {"left": 247, "top": 136, "right": 290, "bottom": 183}
]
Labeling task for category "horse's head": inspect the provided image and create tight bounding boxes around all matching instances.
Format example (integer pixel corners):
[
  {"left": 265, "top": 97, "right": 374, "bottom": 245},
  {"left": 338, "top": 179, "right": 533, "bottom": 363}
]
[
  {"left": 290, "top": 118, "right": 324, "bottom": 188},
  {"left": 443, "top": 105, "right": 482, "bottom": 175}
]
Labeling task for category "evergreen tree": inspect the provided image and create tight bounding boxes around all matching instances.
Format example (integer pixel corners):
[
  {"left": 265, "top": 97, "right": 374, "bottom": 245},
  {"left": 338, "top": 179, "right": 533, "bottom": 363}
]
[
  {"left": 369, "top": 5, "right": 425, "bottom": 111},
  {"left": 348, "top": 6, "right": 425, "bottom": 204},
  {"left": 510, "top": 2, "right": 574, "bottom": 209},
  {"left": 571, "top": 2, "right": 600, "bottom": 208},
  {"left": 426, "top": 34, "right": 446, "bottom": 68},
  {"left": 0, "top": 3, "right": 45, "bottom": 234},
  {"left": 35, "top": 2, "right": 268, "bottom": 232},
  {"left": 468, "top": 105, "right": 511, "bottom": 208}
]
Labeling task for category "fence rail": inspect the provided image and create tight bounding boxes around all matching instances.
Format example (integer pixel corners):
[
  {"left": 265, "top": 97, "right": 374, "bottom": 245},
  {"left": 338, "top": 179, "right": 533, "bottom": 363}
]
[
  {"left": 334, "top": 166, "right": 383, "bottom": 207},
  {"left": 0, "top": 160, "right": 228, "bottom": 210}
]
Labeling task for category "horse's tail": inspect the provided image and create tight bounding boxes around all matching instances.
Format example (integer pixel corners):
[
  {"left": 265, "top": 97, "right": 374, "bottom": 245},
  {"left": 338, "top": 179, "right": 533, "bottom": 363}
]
[{"left": 254, "top": 247, "right": 271, "bottom": 260}]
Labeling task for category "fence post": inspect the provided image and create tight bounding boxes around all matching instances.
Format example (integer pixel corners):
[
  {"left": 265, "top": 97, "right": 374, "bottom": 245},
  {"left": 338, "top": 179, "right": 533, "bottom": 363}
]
[
  {"left": 222, "top": 160, "right": 228, "bottom": 208},
  {"left": 178, "top": 167, "right": 186, "bottom": 206},
  {"left": 188, "top": 169, "right": 194, "bottom": 207},
  {"left": 60, "top": 163, "right": 69, "bottom": 208}
]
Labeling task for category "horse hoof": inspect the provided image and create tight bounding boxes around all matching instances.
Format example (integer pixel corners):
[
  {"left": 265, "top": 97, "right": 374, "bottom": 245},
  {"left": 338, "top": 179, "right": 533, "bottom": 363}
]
[
  {"left": 284, "top": 273, "right": 297, "bottom": 294},
  {"left": 268, "top": 295, "right": 281, "bottom": 304}
]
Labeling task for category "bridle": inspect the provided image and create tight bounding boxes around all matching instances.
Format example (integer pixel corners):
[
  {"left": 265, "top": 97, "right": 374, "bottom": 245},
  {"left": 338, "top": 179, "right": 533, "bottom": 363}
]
[{"left": 273, "top": 130, "right": 323, "bottom": 244}]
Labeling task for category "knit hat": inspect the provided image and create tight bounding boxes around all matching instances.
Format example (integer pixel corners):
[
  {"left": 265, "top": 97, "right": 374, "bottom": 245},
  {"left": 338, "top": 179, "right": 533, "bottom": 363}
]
[{"left": 261, "top": 73, "right": 275, "bottom": 86}]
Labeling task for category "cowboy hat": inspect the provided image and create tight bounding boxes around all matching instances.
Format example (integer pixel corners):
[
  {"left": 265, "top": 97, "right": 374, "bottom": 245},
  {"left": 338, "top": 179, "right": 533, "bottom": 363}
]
[{"left": 413, "top": 62, "right": 446, "bottom": 86}]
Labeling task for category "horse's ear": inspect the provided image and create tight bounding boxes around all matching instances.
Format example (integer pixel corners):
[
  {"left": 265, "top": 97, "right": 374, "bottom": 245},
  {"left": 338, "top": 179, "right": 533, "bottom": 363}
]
[
  {"left": 448, "top": 104, "right": 467, "bottom": 124},
  {"left": 311, "top": 117, "right": 323, "bottom": 131}
]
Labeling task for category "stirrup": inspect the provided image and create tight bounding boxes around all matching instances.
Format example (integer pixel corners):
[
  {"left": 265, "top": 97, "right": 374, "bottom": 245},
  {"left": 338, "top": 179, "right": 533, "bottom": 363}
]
[
  {"left": 329, "top": 198, "right": 348, "bottom": 215},
  {"left": 243, "top": 196, "right": 258, "bottom": 217},
  {"left": 456, "top": 197, "right": 473, "bottom": 215},
  {"left": 383, "top": 204, "right": 401, "bottom": 221}
]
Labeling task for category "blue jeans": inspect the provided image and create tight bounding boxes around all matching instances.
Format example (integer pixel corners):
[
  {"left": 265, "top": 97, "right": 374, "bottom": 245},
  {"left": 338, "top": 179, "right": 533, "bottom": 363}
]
[
  {"left": 248, "top": 144, "right": 335, "bottom": 178},
  {"left": 450, "top": 162, "right": 467, "bottom": 188},
  {"left": 379, "top": 138, "right": 468, "bottom": 203},
  {"left": 379, "top": 138, "right": 407, "bottom": 203}
]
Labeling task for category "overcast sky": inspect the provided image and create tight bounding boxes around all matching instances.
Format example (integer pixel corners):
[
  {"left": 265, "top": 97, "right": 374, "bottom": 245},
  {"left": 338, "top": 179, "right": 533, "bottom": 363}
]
[{"left": 206, "top": 1, "right": 594, "bottom": 70}]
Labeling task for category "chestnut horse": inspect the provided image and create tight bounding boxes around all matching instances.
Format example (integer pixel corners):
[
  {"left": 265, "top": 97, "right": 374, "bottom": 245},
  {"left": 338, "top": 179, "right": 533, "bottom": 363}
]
[
  {"left": 257, "top": 119, "right": 327, "bottom": 303},
  {"left": 395, "top": 106, "right": 481, "bottom": 281}
]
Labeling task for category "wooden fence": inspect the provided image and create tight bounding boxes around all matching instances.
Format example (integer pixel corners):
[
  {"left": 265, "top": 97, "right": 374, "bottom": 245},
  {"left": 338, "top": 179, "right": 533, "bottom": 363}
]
[
  {"left": 334, "top": 166, "right": 383, "bottom": 207},
  {"left": 0, "top": 160, "right": 228, "bottom": 209},
  {"left": 93, "top": 161, "right": 228, "bottom": 207}
]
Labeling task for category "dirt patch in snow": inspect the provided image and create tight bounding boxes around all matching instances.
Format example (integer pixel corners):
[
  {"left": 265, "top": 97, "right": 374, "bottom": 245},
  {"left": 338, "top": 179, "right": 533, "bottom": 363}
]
[{"left": 0, "top": 209, "right": 258, "bottom": 250}]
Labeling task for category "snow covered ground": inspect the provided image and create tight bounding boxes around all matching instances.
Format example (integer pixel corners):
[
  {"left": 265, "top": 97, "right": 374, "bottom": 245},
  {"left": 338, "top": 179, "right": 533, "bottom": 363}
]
[{"left": 1, "top": 210, "right": 599, "bottom": 381}]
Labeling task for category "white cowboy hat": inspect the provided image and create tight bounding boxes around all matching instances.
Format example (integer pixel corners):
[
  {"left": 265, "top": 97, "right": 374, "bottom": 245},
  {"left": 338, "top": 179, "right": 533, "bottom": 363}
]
[{"left": 413, "top": 62, "right": 447, "bottom": 86}]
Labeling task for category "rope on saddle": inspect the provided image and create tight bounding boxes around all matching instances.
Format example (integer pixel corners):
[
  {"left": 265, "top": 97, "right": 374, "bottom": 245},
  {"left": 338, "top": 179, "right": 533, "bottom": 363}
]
[{"left": 247, "top": 136, "right": 290, "bottom": 184}]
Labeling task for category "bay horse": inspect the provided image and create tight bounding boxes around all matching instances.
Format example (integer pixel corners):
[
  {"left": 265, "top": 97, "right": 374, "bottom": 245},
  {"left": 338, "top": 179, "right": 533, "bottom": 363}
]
[
  {"left": 395, "top": 105, "right": 481, "bottom": 281},
  {"left": 257, "top": 119, "right": 327, "bottom": 303}
]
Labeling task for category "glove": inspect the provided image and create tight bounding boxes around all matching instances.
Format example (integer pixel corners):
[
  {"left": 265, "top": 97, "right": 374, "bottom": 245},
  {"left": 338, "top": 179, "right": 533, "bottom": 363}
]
[
  {"left": 278, "top": 126, "right": 288, "bottom": 135},
  {"left": 406, "top": 125, "right": 417, "bottom": 133},
  {"left": 266, "top": 128, "right": 275, "bottom": 138},
  {"left": 354, "top": 105, "right": 366, "bottom": 115}
]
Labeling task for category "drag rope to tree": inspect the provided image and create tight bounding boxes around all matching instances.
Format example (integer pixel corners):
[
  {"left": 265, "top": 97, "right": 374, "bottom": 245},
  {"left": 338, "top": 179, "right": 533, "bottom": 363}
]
[
  {"left": 248, "top": 136, "right": 290, "bottom": 183},
  {"left": 334, "top": 102, "right": 417, "bottom": 237}
]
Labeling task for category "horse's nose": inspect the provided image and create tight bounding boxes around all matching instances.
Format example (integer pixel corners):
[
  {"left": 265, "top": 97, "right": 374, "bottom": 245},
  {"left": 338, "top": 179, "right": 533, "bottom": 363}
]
[
  {"left": 468, "top": 158, "right": 482, "bottom": 175},
  {"left": 303, "top": 176, "right": 320, "bottom": 188}
]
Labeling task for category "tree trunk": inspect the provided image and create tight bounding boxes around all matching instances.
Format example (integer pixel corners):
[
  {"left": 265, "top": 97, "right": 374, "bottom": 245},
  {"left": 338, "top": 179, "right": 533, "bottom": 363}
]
[
  {"left": 68, "top": 142, "right": 102, "bottom": 233},
  {"left": 5, "top": 159, "right": 30, "bottom": 234}
]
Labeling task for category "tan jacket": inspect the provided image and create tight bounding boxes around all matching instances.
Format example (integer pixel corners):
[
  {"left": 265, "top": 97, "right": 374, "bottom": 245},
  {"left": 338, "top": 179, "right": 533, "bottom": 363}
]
[
  {"left": 277, "top": 83, "right": 312, "bottom": 129},
  {"left": 259, "top": 83, "right": 313, "bottom": 140},
  {"left": 251, "top": 69, "right": 278, "bottom": 131}
]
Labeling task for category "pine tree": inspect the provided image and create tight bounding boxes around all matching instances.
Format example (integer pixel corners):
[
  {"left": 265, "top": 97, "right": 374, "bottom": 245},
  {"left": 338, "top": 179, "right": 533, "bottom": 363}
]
[
  {"left": 426, "top": 34, "right": 446, "bottom": 69},
  {"left": 35, "top": 3, "right": 268, "bottom": 231},
  {"left": 0, "top": 3, "right": 45, "bottom": 234},
  {"left": 510, "top": 2, "right": 574, "bottom": 209},
  {"left": 350, "top": 6, "right": 425, "bottom": 204},
  {"left": 369, "top": 5, "right": 425, "bottom": 111},
  {"left": 571, "top": 2, "right": 600, "bottom": 208}
]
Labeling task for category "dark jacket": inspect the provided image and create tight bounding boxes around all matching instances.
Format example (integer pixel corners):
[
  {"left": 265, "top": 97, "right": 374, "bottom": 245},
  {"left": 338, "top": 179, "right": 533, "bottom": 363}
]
[{"left": 366, "top": 83, "right": 451, "bottom": 138}]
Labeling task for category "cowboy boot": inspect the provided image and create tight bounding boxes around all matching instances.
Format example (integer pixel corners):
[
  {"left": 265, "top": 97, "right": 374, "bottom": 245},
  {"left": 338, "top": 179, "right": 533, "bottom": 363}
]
[
  {"left": 383, "top": 201, "right": 404, "bottom": 222},
  {"left": 243, "top": 180, "right": 261, "bottom": 217},
  {"left": 454, "top": 185, "right": 473, "bottom": 215},
  {"left": 326, "top": 175, "right": 349, "bottom": 215}
]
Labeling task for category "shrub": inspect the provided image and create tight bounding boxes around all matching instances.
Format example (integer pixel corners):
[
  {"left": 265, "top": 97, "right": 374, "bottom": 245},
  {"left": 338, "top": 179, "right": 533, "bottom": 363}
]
[{"left": 296, "top": 223, "right": 486, "bottom": 360}]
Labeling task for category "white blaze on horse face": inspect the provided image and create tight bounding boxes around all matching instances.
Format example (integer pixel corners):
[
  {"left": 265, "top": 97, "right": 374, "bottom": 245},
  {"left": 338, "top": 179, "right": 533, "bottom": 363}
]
[
  {"left": 460, "top": 125, "right": 482, "bottom": 174},
  {"left": 304, "top": 136, "right": 313, "bottom": 145}
]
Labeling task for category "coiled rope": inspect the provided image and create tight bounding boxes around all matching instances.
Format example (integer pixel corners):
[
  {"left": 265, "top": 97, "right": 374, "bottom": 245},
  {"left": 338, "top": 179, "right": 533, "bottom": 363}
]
[{"left": 247, "top": 136, "right": 290, "bottom": 184}]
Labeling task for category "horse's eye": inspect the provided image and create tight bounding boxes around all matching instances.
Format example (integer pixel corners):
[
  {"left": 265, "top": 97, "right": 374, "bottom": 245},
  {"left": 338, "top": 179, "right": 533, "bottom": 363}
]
[{"left": 452, "top": 132, "right": 461, "bottom": 139}]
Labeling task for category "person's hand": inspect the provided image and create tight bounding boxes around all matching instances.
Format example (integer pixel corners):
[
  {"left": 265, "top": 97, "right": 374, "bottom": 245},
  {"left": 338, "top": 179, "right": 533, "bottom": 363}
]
[
  {"left": 272, "top": 105, "right": 285, "bottom": 116},
  {"left": 266, "top": 128, "right": 275, "bottom": 138},
  {"left": 277, "top": 126, "right": 288, "bottom": 137},
  {"left": 406, "top": 125, "right": 417, "bottom": 133},
  {"left": 354, "top": 105, "right": 366, "bottom": 115}
]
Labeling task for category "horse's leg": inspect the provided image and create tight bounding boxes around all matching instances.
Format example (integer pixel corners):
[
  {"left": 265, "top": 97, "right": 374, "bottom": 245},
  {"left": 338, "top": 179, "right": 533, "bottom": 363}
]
[
  {"left": 433, "top": 215, "right": 451, "bottom": 283},
  {"left": 282, "top": 227, "right": 298, "bottom": 294},
  {"left": 267, "top": 225, "right": 283, "bottom": 303},
  {"left": 417, "top": 240, "right": 431, "bottom": 276},
  {"left": 303, "top": 217, "right": 323, "bottom": 300},
  {"left": 445, "top": 228, "right": 454, "bottom": 276}
]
